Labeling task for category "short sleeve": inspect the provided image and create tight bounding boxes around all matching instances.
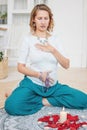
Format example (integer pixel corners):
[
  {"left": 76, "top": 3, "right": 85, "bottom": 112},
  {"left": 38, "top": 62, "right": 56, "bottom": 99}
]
[{"left": 18, "top": 36, "right": 30, "bottom": 64}]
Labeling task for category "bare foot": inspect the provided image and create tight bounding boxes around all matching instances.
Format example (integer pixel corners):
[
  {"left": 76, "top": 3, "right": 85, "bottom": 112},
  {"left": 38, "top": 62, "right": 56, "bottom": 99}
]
[
  {"left": 42, "top": 98, "right": 51, "bottom": 106},
  {"left": 5, "top": 89, "right": 12, "bottom": 98}
]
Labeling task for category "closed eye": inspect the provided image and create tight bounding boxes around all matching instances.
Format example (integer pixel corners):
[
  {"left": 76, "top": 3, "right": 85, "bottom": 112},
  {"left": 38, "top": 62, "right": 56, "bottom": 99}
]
[{"left": 37, "top": 17, "right": 49, "bottom": 20}]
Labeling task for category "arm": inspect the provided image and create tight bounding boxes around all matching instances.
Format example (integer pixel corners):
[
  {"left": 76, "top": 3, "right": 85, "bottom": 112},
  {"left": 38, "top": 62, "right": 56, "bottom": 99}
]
[
  {"left": 35, "top": 43, "right": 70, "bottom": 69},
  {"left": 17, "top": 63, "right": 40, "bottom": 78},
  {"left": 17, "top": 63, "right": 53, "bottom": 84},
  {"left": 51, "top": 47, "right": 70, "bottom": 69}
]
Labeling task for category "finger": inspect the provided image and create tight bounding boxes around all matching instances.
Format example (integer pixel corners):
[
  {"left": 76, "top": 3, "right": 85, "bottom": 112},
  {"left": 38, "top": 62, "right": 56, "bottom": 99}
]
[
  {"left": 36, "top": 44, "right": 45, "bottom": 47},
  {"left": 35, "top": 44, "right": 43, "bottom": 48},
  {"left": 35, "top": 45, "right": 44, "bottom": 51},
  {"left": 47, "top": 71, "right": 52, "bottom": 74},
  {"left": 35, "top": 43, "right": 41, "bottom": 46},
  {"left": 48, "top": 78, "right": 54, "bottom": 84},
  {"left": 44, "top": 42, "right": 49, "bottom": 45}
]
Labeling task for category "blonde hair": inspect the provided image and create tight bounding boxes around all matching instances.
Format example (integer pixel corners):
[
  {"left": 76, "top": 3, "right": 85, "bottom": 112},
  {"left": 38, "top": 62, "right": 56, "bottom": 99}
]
[{"left": 29, "top": 4, "right": 54, "bottom": 33}]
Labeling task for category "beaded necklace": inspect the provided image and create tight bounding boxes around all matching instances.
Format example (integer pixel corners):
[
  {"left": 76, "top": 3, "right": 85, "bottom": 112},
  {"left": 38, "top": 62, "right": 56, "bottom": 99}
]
[{"left": 37, "top": 36, "right": 48, "bottom": 44}]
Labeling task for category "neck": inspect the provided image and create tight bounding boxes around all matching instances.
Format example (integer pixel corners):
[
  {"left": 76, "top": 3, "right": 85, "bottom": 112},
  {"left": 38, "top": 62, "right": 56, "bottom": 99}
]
[{"left": 34, "top": 30, "right": 47, "bottom": 38}]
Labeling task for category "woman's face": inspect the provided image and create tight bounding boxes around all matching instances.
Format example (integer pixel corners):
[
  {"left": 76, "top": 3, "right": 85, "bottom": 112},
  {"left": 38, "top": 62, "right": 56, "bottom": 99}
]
[{"left": 34, "top": 10, "right": 50, "bottom": 32}]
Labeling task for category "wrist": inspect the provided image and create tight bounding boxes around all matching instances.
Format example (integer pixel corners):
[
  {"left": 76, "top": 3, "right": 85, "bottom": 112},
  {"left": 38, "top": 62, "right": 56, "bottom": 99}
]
[
  {"left": 39, "top": 72, "right": 43, "bottom": 81},
  {"left": 51, "top": 47, "right": 55, "bottom": 53},
  {"left": 45, "top": 73, "right": 50, "bottom": 87}
]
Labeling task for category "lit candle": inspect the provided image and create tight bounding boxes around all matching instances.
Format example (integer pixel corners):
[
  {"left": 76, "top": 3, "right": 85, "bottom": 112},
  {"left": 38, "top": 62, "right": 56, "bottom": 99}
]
[
  {"left": 48, "top": 112, "right": 53, "bottom": 121},
  {"left": 59, "top": 107, "right": 67, "bottom": 123}
]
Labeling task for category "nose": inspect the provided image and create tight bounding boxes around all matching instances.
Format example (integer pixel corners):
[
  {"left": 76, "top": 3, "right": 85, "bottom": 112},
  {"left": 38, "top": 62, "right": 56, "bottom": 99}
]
[{"left": 41, "top": 19, "right": 45, "bottom": 24}]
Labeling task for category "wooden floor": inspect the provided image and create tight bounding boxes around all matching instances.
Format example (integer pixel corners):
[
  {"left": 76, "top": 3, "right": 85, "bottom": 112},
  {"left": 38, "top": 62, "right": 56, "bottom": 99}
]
[{"left": 0, "top": 67, "right": 87, "bottom": 108}]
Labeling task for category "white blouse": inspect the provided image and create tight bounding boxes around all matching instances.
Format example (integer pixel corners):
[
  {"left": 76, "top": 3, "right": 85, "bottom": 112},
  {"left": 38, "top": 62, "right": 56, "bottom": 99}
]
[{"left": 18, "top": 34, "right": 65, "bottom": 86}]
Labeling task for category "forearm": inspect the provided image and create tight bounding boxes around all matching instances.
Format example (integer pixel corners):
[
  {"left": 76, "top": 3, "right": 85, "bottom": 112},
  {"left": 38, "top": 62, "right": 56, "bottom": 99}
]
[
  {"left": 17, "top": 63, "right": 53, "bottom": 84},
  {"left": 51, "top": 47, "right": 70, "bottom": 69},
  {"left": 17, "top": 63, "right": 40, "bottom": 78}
]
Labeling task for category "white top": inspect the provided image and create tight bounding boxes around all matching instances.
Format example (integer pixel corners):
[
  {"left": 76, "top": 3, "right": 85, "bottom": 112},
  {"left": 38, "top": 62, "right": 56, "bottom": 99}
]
[{"left": 18, "top": 34, "right": 65, "bottom": 86}]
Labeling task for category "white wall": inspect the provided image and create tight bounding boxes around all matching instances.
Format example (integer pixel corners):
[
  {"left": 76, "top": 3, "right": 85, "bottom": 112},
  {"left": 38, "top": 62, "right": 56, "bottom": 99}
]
[
  {"left": 48, "top": 0, "right": 87, "bottom": 67},
  {"left": 82, "top": 0, "right": 87, "bottom": 67}
]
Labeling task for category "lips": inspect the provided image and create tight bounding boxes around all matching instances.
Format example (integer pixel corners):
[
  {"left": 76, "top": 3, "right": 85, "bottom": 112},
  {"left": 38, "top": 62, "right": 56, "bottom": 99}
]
[{"left": 40, "top": 26, "right": 46, "bottom": 28}]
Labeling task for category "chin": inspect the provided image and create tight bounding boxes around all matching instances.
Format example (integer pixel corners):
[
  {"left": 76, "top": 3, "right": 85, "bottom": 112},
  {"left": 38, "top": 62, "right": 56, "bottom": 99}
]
[{"left": 39, "top": 27, "right": 47, "bottom": 31}]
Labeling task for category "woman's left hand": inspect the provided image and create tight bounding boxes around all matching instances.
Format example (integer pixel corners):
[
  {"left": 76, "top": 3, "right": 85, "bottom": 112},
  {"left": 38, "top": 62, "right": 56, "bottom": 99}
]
[{"left": 35, "top": 43, "right": 54, "bottom": 53}]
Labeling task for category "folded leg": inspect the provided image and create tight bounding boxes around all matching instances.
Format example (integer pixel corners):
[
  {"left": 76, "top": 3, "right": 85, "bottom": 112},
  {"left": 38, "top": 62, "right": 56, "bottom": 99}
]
[{"left": 47, "top": 83, "right": 87, "bottom": 109}]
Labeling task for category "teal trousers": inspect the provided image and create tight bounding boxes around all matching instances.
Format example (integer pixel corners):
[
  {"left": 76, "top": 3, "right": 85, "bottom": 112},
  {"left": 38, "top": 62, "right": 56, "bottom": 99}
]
[{"left": 5, "top": 76, "right": 87, "bottom": 115}]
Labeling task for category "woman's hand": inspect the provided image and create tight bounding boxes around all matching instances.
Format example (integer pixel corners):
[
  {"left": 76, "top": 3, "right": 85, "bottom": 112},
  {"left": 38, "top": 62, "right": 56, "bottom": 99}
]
[
  {"left": 35, "top": 42, "right": 54, "bottom": 53},
  {"left": 35, "top": 42, "right": 70, "bottom": 69},
  {"left": 39, "top": 71, "right": 54, "bottom": 85}
]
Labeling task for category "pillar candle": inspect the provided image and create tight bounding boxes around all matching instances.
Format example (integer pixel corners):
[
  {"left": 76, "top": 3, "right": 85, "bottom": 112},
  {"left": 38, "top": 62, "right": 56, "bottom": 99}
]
[{"left": 59, "top": 107, "right": 67, "bottom": 123}]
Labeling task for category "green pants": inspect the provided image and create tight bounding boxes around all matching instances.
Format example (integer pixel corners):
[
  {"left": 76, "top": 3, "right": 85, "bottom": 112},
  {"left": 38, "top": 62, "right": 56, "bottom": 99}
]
[{"left": 5, "top": 76, "right": 87, "bottom": 115}]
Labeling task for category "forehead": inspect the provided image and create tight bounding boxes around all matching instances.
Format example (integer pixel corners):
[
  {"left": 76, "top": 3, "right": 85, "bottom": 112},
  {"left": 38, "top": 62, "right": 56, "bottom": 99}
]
[{"left": 35, "top": 10, "right": 49, "bottom": 17}]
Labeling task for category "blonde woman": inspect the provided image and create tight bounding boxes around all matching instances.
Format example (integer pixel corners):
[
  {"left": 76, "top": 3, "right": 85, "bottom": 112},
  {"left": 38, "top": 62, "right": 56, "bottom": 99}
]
[{"left": 5, "top": 4, "right": 87, "bottom": 115}]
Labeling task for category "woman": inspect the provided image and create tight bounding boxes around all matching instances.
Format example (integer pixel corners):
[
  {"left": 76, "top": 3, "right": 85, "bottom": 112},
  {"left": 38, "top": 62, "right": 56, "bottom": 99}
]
[{"left": 5, "top": 4, "right": 87, "bottom": 115}]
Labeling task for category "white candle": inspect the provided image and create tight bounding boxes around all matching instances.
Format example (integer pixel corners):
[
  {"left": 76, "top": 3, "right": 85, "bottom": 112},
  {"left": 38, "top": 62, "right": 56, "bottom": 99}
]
[
  {"left": 48, "top": 112, "right": 53, "bottom": 121},
  {"left": 48, "top": 112, "right": 52, "bottom": 116},
  {"left": 59, "top": 107, "right": 67, "bottom": 123}
]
